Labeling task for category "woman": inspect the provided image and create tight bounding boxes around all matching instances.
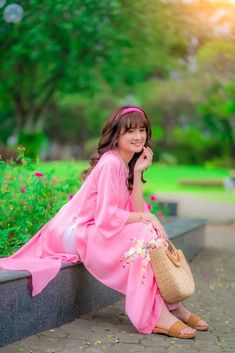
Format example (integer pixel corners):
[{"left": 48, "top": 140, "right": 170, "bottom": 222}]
[{"left": 0, "top": 106, "right": 208, "bottom": 338}]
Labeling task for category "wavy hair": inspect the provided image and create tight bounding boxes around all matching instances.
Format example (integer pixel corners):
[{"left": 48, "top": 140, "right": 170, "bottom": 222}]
[{"left": 80, "top": 106, "right": 152, "bottom": 190}]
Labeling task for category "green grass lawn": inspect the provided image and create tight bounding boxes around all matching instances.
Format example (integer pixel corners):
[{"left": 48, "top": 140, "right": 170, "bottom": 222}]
[
  {"left": 144, "top": 164, "right": 235, "bottom": 202},
  {"left": 33, "top": 160, "right": 235, "bottom": 203}
]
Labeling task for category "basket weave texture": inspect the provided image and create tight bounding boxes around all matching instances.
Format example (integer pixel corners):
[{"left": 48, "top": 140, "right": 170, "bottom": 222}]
[{"left": 150, "top": 240, "right": 195, "bottom": 304}]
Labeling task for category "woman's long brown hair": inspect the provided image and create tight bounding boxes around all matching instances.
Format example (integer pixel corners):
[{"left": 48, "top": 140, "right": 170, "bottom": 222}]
[{"left": 80, "top": 106, "right": 152, "bottom": 190}]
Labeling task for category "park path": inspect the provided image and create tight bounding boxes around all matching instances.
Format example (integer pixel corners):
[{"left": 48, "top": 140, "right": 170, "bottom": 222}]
[
  {"left": 0, "top": 222, "right": 235, "bottom": 353},
  {"left": 157, "top": 192, "right": 235, "bottom": 223}
]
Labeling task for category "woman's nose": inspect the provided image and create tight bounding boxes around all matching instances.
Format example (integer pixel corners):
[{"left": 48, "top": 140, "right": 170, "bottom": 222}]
[{"left": 134, "top": 131, "right": 141, "bottom": 139}]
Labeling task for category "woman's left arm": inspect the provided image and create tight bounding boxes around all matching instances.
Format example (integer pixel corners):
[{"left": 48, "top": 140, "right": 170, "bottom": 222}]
[
  {"left": 131, "top": 147, "right": 153, "bottom": 212},
  {"left": 131, "top": 170, "right": 145, "bottom": 212}
]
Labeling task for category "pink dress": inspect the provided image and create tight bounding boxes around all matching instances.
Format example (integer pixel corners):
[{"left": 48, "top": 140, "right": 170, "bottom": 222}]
[{"left": 0, "top": 150, "right": 178, "bottom": 334}]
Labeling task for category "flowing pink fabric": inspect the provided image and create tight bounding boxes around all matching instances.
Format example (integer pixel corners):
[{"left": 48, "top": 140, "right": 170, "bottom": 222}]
[{"left": 0, "top": 149, "right": 178, "bottom": 334}]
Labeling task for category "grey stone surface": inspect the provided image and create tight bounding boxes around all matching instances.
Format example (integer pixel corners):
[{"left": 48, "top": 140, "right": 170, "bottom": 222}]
[
  {"left": 167, "top": 218, "right": 206, "bottom": 261},
  {"left": 0, "top": 269, "right": 30, "bottom": 282},
  {"left": 0, "top": 264, "right": 123, "bottom": 347},
  {"left": 204, "top": 222, "right": 235, "bottom": 249},
  {"left": 0, "top": 221, "right": 234, "bottom": 353},
  {"left": 158, "top": 201, "right": 178, "bottom": 217}
]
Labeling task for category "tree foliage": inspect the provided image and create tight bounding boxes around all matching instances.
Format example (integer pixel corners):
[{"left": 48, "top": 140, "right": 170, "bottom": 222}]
[
  {"left": 0, "top": 0, "right": 186, "bottom": 133},
  {"left": 1, "top": 0, "right": 235, "bottom": 165}
]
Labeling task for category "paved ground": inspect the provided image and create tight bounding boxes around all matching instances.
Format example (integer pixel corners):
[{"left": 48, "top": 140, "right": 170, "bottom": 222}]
[{"left": 1, "top": 222, "right": 235, "bottom": 353}]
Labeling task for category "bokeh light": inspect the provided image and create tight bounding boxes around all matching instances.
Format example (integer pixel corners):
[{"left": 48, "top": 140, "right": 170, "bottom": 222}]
[
  {"left": 3, "top": 4, "right": 24, "bottom": 23},
  {"left": 0, "top": 0, "right": 6, "bottom": 9}
]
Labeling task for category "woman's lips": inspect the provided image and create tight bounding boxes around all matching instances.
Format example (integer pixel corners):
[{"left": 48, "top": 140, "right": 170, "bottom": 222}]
[{"left": 132, "top": 143, "right": 142, "bottom": 147}]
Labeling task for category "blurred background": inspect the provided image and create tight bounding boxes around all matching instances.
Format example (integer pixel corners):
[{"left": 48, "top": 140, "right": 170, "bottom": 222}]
[
  {"left": 0, "top": 0, "right": 235, "bottom": 256},
  {"left": 1, "top": 4, "right": 235, "bottom": 348},
  {"left": 1, "top": 0, "right": 235, "bottom": 196}
]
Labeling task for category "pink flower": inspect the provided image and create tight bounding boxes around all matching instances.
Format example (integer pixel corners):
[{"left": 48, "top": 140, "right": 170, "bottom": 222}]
[
  {"left": 34, "top": 172, "right": 44, "bottom": 177},
  {"left": 68, "top": 194, "right": 74, "bottom": 200},
  {"left": 157, "top": 211, "right": 163, "bottom": 218},
  {"left": 147, "top": 203, "right": 152, "bottom": 210},
  {"left": 17, "top": 145, "right": 25, "bottom": 151},
  {"left": 150, "top": 194, "right": 157, "bottom": 201},
  {"left": 20, "top": 186, "right": 26, "bottom": 193}
]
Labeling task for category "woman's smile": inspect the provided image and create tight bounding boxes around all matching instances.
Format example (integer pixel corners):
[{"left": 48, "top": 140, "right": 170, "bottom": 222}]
[
  {"left": 131, "top": 142, "right": 143, "bottom": 147},
  {"left": 118, "top": 127, "right": 146, "bottom": 158}
]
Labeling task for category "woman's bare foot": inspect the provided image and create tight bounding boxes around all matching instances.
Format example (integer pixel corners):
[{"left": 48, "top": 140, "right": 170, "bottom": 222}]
[
  {"left": 155, "top": 301, "right": 196, "bottom": 337},
  {"left": 170, "top": 303, "right": 208, "bottom": 329}
]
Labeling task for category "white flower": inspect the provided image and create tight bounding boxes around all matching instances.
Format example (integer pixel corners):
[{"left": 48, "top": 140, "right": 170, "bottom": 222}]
[{"left": 126, "top": 247, "right": 136, "bottom": 257}]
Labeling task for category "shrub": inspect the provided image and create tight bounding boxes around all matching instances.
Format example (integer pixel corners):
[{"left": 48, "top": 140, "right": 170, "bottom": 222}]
[
  {"left": 144, "top": 192, "right": 170, "bottom": 224},
  {"left": 0, "top": 147, "right": 80, "bottom": 257},
  {"left": 17, "top": 131, "right": 48, "bottom": 161}
]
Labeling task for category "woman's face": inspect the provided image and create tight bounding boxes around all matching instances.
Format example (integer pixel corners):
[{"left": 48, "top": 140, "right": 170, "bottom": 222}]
[{"left": 117, "top": 126, "right": 147, "bottom": 155}]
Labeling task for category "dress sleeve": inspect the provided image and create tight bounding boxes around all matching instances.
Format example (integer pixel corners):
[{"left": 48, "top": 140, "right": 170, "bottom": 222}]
[
  {"left": 126, "top": 193, "right": 151, "bottom": 213},
  {"left": 95, "top": 161, "right": 130, "bottom": 239}
]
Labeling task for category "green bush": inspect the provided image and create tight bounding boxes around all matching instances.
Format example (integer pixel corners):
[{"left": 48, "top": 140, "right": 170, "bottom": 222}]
[
  {"left": 0, "top": 147, "right": 80, "bottom": 257},
  {"left": 17, "top": 131, "right": 48, "bottom": 161},
  {"left": 167, "top": 127, "right": 226, "bottom": 165}
]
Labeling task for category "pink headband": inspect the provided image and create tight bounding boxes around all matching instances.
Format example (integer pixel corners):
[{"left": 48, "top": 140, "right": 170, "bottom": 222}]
[{"left": 115, "top": 107, "right": 145, "bottom": 120}]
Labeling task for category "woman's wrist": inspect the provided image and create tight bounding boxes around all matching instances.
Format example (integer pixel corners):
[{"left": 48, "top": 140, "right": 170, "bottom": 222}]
[
  {"left": 137, "top": 212, "right": 144, "bottom": 221},
  {"left": 134, "top": 168, "right": 143, "bottom": 175},
  {"left": 137, "top": 212, "right": 151, "bottom": 222}
]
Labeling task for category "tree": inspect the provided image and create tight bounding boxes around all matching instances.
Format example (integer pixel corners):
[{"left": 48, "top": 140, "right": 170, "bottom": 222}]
[
  {"left": 196, "top": 40, "right": 235, "bottom": 162},
  {"left": 0, "top": 0, "right": 187, "bottom": 135}
]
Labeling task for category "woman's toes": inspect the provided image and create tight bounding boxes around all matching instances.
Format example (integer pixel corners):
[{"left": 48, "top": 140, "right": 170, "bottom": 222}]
[
  {"left": 180, "top": 327, "right": 196, "bottom": 337},
  {"left": 198, "top": 319, "right": 208, "bottom": 327}
]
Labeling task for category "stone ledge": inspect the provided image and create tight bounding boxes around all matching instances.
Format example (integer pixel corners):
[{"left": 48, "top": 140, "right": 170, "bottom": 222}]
[{"left": 0, "top": 217, "right": 206, "bottom": 348}]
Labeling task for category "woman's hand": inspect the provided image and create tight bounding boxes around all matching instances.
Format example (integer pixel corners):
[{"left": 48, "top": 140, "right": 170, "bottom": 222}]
[
  {"left": 134, "top": 147, "right": 153, "bottom": 173},
  {"left": 140, "top": 212, "right": 168, "bottom": 239}
]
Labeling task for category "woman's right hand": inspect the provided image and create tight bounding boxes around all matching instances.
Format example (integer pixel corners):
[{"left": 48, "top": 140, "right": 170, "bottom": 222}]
[{"left": 139, "top": 212, "right": 168, "bottom": 239}]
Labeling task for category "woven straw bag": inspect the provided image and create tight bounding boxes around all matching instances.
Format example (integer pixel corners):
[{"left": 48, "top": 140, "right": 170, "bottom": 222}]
[{"left": 150, "top": 238, "right": 195, "bottom": 304}]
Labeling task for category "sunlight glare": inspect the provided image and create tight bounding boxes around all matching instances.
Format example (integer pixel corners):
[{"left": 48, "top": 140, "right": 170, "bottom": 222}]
[{"left": 211, "top": 0, "right": 235, "bottom": 4}]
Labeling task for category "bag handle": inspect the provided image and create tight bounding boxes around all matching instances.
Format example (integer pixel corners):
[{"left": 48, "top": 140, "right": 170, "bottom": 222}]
[{"left": 164, "top": 239, "right": 181, "bottom": 267}]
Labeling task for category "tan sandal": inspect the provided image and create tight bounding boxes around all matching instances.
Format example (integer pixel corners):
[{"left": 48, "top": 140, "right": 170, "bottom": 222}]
[
  {"left": 153, "top": 319, "right": 196, "bottom": 339},
  {"left": 186, "top": 314, "right": 208, "bottom": 331}
]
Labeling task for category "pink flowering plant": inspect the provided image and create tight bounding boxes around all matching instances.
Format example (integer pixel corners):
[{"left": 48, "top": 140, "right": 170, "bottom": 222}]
[
  {"left": 144, "top": 192, "right": 170, "bottom": 223},
  {"left": 0, "top": 147, "right": 80, "bottom": 257}
]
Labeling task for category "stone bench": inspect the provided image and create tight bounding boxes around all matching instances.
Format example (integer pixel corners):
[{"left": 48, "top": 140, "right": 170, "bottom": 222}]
[
  {"left": 179, "top": 178, "right": 224, "bottom": 187},
  {"left": 0, "top": 217, "right": 206, "bottom": 348}
]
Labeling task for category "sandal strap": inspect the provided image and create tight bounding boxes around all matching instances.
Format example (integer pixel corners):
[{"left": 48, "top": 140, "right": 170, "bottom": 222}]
[
  {"left": 187, "top": 314, "right": 201, "bottom": 328},
  {"left": 169, "top": 320, "right": 189, "bottom": 336}
]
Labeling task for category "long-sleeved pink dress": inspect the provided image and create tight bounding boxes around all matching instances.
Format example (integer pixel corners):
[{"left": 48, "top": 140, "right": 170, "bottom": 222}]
[{"left": 0, "top": 149, "right": 178, "bottom": 334}]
